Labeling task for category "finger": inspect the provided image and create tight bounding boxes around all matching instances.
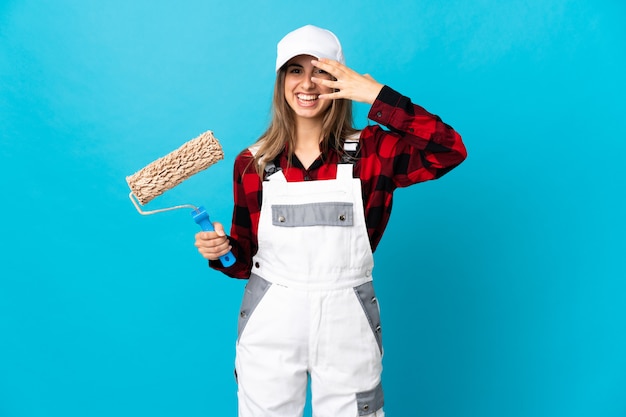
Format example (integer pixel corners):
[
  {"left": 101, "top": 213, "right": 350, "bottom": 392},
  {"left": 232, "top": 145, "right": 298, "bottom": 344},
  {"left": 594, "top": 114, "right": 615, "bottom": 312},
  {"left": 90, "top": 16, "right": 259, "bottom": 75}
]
[
  {"left": 195, "top": 232, "right": 226, "bottom": 250},
  {"left": 208, "top": 241, "right": 233, "bottom": 258},
  {"left": 195, "top": 231, "right": 216, "bottom": 241},
  {"left": 311, "top": 76, "right": 340, "bottom": 90},
  {"left": 317, "top": 90, "right": 345, "bottom": 101},
  {"left": 197, "top": 239, "right": 232, "bottom": 259},
  {"left": 204, "top": 236, "right": 228, "bottom": 248},
  {"left": 311, "top": 57, "right": 338, "bottom": 69},
  {"left": 213, "top": 222, "right": 226, "bottom": 237},
  {"left": 311, "top": 58, "right": 347, "bottom": 77},
  {"left": 198, "top": 240, "right": 229, "bottom": 254}
]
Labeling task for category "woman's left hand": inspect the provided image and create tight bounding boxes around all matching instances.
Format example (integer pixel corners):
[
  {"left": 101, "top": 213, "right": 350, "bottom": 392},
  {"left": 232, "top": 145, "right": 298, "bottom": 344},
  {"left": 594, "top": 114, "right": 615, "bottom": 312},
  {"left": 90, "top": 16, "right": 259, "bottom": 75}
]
[{"left": 311, "top": 58, "right": 384, "bottom": 105}]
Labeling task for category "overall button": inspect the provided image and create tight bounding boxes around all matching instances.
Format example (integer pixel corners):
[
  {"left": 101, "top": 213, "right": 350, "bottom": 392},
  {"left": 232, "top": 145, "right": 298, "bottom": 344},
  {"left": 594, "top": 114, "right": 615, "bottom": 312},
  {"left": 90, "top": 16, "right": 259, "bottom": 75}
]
[
  {"left": 338, "top": 214, "right": 346, "bottom": 221},
  {"left": 278, "top": 216, "right": 286, "bottom": 223}
]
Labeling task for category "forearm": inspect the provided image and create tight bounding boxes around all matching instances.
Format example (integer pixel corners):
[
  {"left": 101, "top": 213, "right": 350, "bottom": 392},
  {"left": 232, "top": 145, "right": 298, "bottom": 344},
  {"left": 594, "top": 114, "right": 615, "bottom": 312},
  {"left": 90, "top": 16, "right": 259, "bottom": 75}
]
[
  {"left": 365, "top": 86, "right": 467, "bottom": 185},
  {"left": 368, "top": 86, "right": 467, "bottom": 169}
]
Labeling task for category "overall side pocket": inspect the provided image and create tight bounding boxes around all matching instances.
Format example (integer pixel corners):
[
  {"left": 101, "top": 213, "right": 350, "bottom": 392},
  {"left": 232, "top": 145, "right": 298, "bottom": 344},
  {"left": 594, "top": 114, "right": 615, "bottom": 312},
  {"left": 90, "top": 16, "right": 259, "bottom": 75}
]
[
  {"left": 237, "top": 274, "right": 272, "bottom": 342},
  {"left": 353, "top": 281, "right": 383, "bottom": 355}
]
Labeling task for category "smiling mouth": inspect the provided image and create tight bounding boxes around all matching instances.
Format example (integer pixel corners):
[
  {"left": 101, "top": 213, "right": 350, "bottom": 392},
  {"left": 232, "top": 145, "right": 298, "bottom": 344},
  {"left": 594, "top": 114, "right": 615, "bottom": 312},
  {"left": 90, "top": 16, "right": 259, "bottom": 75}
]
[{"left": 296, "top": 93, "right": 319, "bottom": 103}]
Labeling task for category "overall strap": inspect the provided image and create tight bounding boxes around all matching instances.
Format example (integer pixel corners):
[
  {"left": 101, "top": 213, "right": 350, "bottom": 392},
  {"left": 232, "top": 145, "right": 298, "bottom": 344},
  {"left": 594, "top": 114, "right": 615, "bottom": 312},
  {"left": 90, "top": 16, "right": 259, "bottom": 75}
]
[
  {"left": 340, "top": 133, "right": 361, "bottom": 164},
  {"left": 248, "top": 143, "right": 283, "bottom": 181},
  {"left": 263, "top": 156, "right": 283, "bottom": 181}
]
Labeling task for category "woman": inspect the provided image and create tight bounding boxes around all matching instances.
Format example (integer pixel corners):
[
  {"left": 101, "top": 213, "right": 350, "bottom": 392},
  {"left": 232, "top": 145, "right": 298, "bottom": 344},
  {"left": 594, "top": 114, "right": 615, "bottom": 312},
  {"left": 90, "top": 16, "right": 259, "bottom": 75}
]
[{"left": 195, "top": 25, "right": 467, "bottom": 417}]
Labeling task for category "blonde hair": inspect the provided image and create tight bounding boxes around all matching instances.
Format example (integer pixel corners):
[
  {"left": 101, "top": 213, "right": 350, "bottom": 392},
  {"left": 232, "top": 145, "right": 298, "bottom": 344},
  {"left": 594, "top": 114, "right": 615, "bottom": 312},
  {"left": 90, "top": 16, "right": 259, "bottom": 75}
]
[{"left": 252, "top": 68, "right": 358, "bottom": 176}]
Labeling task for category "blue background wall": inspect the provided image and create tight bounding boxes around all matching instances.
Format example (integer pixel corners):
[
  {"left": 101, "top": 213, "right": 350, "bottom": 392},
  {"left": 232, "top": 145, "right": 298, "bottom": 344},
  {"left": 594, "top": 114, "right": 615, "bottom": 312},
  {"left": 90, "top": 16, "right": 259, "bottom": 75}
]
[{"left": 1, "top": 1, "right": 624, "bottom": 416}]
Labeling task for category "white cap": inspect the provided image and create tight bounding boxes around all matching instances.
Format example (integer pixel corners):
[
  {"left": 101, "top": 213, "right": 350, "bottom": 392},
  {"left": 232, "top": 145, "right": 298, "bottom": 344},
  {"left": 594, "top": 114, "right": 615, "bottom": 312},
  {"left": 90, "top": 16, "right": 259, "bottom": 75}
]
[{"left": 275, "top": 25, "right": 344, "bottom": 72}]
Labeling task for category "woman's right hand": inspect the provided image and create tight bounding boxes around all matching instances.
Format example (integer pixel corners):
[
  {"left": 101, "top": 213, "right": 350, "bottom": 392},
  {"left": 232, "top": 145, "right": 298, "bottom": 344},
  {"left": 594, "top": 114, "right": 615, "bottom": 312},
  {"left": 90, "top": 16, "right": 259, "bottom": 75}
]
[
  {"left": 311, "top": 58, "right": 384, "bottom": 105},
  {"left": 194, "top": 222, "right": 232, "bottom": 261}
]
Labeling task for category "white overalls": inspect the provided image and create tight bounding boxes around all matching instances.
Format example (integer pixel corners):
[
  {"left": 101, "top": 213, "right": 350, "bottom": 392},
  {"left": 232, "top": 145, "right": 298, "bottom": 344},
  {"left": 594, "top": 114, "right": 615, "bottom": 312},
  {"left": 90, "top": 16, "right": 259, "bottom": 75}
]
[{"left": 235, "top": 159, "right": 385, "bottom": 417}]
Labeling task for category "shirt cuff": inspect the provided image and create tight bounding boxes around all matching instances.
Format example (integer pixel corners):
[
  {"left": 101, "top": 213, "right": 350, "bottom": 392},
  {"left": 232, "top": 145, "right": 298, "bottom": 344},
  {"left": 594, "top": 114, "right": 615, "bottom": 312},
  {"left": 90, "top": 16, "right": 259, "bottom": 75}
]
[{"left": 368, "top": 85, "right": 402, "bottom": 125}]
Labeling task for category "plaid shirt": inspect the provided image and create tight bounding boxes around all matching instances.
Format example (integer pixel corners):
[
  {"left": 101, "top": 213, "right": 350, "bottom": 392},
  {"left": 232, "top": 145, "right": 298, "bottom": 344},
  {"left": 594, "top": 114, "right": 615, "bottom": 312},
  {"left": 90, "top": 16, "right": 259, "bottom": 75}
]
[{"left": 210, "top": 86, "right": 467, "bottom": 278}]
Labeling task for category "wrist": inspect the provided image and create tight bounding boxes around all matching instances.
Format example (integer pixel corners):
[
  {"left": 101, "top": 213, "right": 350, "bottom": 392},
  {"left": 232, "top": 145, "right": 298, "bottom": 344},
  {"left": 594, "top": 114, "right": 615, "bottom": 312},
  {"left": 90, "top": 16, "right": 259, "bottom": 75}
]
[{"left": 366, "top": 83, "right": 384, "bottom": 105}]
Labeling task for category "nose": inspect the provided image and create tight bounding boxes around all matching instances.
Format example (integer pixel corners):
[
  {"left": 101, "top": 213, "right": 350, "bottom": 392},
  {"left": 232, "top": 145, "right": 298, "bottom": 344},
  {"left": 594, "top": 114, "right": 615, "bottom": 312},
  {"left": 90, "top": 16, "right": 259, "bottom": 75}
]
[
  {"left": 302, "top": 75, "right": 316, "bottom": 90},
  {"left": 301, "top": 68, "right": 317, "bottom": 90}
]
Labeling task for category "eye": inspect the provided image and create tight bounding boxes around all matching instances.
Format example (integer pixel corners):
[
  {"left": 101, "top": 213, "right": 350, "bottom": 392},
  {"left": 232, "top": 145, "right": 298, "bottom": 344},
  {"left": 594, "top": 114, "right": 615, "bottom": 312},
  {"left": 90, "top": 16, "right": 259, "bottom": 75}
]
[
  {"left": 314, "top": 68, "right": 333, "bottom": 79},
  {"left": 287, "top": 66, "right": 303, "bottom": 74}
]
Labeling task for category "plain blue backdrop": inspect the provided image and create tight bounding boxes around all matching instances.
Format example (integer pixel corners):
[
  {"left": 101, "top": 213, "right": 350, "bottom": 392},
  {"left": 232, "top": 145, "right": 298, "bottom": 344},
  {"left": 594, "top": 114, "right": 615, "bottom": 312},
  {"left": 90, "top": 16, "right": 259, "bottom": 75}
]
[{"left": 1, "top": 1, "right": 625, "bottom": 416}]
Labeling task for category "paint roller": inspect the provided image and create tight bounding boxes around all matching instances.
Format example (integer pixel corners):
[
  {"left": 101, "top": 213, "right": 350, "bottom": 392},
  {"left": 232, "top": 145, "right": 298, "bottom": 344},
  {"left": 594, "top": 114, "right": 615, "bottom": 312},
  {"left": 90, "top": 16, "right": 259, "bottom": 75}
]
[{"left": 126, "top": 130, "right": 235, "bottom": 267}]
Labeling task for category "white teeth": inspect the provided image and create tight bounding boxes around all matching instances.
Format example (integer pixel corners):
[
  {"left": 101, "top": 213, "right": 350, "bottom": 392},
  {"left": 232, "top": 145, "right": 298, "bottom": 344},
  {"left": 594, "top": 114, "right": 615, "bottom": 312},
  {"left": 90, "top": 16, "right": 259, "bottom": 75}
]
[{"left": 297, "top": 94, "right": 318, "bottom": 101}]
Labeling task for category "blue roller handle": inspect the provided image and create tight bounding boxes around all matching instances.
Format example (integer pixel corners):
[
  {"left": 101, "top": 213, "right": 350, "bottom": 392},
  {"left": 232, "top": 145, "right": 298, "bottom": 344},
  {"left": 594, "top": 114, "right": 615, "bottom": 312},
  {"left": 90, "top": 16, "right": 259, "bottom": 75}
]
[{"left": 191, "top": 206, "right": 236, "bottom": 267}]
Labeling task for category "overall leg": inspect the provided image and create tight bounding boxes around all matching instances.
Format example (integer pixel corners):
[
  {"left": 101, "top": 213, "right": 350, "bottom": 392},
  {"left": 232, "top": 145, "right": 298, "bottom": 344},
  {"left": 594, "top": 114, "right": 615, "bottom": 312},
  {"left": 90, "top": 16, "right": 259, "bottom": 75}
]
[
  {"left": 236, "top": 279, "right": 310, "bottom": 417},
  {"left": 309, "top": 283, "right": 385, "bottom": 417}
]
